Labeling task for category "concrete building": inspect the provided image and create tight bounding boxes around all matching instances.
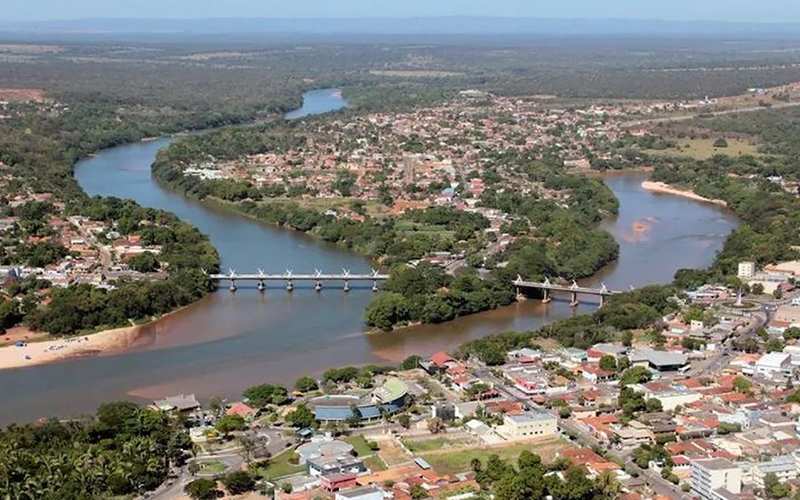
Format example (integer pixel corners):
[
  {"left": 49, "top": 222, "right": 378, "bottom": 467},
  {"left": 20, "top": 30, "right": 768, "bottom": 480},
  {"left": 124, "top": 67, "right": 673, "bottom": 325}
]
[
  {"left": 497, "top": 410, "right": 557, "bottom": 441},
  {"left": 629, "top": 348, "right": 688, "bottom": 372},
  {"left": 691, "top": 458, "right": 742, "bottom": 500},
  {"left": 755, "top": 352, "right": 792, "bottom": 378},
  {"left": 750, "top": 455, "right": 796, "bottom": 489},
  {"left": 738, "top": 262, "right": 756, "bottom": 279},
  {"left": 633, "top": 383, "right": 702, "bottom": 412}
]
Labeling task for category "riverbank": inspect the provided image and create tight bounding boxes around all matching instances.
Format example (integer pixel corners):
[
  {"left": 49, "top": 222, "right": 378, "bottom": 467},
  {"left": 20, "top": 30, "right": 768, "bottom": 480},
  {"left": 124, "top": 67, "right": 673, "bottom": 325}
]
[
  {"left": 641, "top": 180, "right": 727, "bottom": 207},
  {"left": 0, "top": 324, "right": 143, "bottom": 370}
]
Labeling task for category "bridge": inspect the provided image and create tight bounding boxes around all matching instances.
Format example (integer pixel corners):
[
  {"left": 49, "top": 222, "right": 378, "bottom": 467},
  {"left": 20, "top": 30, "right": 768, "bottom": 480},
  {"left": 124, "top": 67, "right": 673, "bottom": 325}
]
[
  {"left": 513, "top": 276, "right": 623, "bottom": 307},
  {"left": 208, "top": 269, "right": 389, "bottom": 292}
]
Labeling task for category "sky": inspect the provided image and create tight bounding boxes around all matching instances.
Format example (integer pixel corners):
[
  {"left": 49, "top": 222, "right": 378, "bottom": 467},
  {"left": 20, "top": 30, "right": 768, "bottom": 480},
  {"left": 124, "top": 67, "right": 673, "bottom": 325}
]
[{"left": 4, "top": 0, "right": 800, "bottom": 23}]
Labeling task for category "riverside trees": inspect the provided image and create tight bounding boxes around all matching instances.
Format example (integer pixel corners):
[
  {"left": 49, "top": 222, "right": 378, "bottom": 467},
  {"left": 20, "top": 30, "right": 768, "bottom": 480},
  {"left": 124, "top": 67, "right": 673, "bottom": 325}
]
[{"left": 0, "top": 402, "right": 192, "bottom": 498}]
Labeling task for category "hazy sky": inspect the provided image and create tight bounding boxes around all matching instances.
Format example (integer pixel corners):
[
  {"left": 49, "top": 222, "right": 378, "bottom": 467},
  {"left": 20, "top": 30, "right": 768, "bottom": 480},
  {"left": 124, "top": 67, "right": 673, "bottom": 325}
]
[{"left": 4, "top": 0, "right": 799, "bottom": 23}]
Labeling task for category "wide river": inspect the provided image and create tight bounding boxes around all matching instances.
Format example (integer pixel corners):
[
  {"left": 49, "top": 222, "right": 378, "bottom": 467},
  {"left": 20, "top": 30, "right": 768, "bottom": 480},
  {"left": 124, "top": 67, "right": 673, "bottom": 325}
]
[{"left": 0, "top": 89, "right": 738, "bottom": 424}]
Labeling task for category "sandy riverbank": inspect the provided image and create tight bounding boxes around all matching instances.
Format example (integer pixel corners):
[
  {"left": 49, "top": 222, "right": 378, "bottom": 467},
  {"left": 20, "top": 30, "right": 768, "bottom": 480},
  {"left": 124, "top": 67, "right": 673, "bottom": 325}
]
[
  {"left": 0, "top": 324, "right": 144, "bottom": 370},
  {"left": 641, "top": 181, "right": 727, "bottom": 207}
]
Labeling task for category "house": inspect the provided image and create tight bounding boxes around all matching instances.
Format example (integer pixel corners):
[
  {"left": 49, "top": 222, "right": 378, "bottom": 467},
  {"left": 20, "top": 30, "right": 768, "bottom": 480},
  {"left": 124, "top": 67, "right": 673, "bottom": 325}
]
[
  {"left": 690, "top": 458, "right": 742, "bottom": 500},
  {"left": 559, "top": 448, "right": 620, "bottom": 476},
  {"left": 226, "top": 402, "right": 256, "bottom": 419},
  {"left": 308, "top": 455, "right": 367, "bottom": 477},
  {"left": 420, "top": 352, "right": 456, "bottom": 374},
  {"left": 579, "top": 364, "right": 616, "bottom": 384},
  {"left": 334, "top": 486, "right": 385, "bottom": 500},
  {"left": 586, "top": 343, "right": 628, "bottom": 361},
  {"left": 322, "top": 473, "right": 359, "bottom": 493},
  {"left": 153, "top": 393, "right": 200, "bottom": 413},
  {"left": 632, "top": 382, "right": 702, "bottom": 412}
]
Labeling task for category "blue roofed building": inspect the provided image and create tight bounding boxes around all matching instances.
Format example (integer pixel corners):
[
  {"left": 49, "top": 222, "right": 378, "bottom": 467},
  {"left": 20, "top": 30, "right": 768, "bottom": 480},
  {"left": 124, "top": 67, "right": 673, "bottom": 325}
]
[{"left": 310, "top": 377, "right": 408, "bottom": 423}]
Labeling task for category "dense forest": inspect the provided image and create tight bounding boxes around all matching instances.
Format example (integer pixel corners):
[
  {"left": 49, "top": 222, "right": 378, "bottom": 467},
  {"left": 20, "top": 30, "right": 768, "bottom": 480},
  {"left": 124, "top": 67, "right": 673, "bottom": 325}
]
[{"left": 0, "top": 401, "right": 192, "bottom": 498}]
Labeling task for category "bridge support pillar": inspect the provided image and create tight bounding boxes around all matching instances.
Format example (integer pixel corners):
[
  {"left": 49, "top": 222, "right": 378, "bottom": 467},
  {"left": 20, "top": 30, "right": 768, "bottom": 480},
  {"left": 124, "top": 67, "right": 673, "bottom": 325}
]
[
  {"left": 257, "top": 281, "right": 266, "bottom": 292},
  {"left": 570, "top": 292, "right": 579, "bottom": 307},
  {"left": 343, "top": 280, "right": 350, "bottom": 292},
  {"left": 286, "top": 280, "right": 294, "bottom": 292},
  {"left": 599, "top": 295, "right": 605, "bottom": 308},
  {"left": 542, "top": 288, "right": 551, "bottom": 304},
  {"left": 372, "top": 281, "right": 379, "bottom": 292},
  {"left": 315, "top": 281, "right": 322, "bottom": 292},
  {"left": 515, "top": 286, "right": 527, "bottom": 302},
  {"left": 229, "top": 280, "right": 237, "bottom": 292}
]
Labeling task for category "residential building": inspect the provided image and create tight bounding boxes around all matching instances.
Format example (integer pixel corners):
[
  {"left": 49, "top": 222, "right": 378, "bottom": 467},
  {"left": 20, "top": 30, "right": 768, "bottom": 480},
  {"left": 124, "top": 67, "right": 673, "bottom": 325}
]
[
  {"left": 334, "top": 486, "right": 385, "bottom": 500},
  {"left": 750, "top": 455, "right": 796, "bottom": 489},
  {"left": 738, "top": 262, "right": 756, "bottom": 279},
  {"left": 691, "top": 458, "right": 743, "bottom": 500}
]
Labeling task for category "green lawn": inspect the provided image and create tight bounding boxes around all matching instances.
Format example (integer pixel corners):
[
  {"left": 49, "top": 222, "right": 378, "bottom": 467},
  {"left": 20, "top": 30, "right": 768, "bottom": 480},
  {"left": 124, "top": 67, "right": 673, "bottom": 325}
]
[
  {"left": 418, "top": 438, "right": 567, "bottom": 476},
  {"left": 645, "top": 138, "right": 760, "bottom": 160},
  {"left": 345, "top": 435, "right": 376, "bottom": 457},
  {"left": 196, "top": 459, "right": 226, "bottom": 476},
  {"left": 256, "top": 450, "right": 305, "bottom": 481}
]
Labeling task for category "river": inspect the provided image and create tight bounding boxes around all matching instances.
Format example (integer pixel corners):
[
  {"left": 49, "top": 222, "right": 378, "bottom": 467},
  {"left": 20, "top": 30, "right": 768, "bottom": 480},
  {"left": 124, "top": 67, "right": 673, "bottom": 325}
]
[{"left": 0, "top": 90, "right": 738, "bottom": 424}]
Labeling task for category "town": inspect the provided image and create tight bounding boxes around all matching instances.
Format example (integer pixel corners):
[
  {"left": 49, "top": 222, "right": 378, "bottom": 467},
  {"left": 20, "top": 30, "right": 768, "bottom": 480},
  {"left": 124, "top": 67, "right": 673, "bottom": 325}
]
[{"left": 141, "top": 256, "right": 800, "bottom": 500}]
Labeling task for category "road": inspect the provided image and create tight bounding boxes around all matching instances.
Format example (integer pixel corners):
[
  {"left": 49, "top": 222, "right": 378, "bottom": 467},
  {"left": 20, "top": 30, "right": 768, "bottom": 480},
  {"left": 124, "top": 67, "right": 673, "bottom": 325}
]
[
  {"left": 474, "top": 364, "right": 688, "bottom": 497},
  {"left": 622, "top": 100, "right": 800, "bottom": 128},
  {"left": 558, "top": 418, "right": 690, "bottom": 499}
]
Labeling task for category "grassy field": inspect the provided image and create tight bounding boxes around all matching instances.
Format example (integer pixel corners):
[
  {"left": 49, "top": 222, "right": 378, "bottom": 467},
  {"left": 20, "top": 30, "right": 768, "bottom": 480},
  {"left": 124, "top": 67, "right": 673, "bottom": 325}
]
[
  {"left": 256, "top": 450, "right": 305, "bottom": 481},
  {"left": 645, "top": 138, "right": 760, "bottom": 160},
  {"left": 345, "top": 435, "right": 388, "bottom": 472},
  {"left": 402, "top": 436, "right": 474, "bottom": 453},
  {"left": 196, "top": 459, "right": 226, "bottom": 476},
  {"left": 345, "top": 435, "right": 376, "bottom": 457},
  {"left": 418, "top": 438, "right": 568, "bottom": 476}
]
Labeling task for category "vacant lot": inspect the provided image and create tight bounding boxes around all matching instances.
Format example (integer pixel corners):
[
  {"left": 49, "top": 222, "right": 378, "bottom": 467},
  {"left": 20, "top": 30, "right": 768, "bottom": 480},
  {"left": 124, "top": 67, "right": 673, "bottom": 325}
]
[
  {"left": 418, "top": 438, "right": 569, "bottom": 476},
  {"left": 645, "top": 138, "right": 760, "bottom": 160},
  {"left": 402, "top": 436, "right": 476, "bottom": 453}
]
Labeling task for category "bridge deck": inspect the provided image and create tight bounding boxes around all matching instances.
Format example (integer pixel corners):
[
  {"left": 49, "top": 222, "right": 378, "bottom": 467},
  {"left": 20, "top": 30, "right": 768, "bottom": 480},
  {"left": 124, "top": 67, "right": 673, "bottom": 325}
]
[
  {"left": 210, "top": 274, "right": 388, "bottom": 281},
  {"left": 514, "top": 281, "right": 621, "bottom": 296}
]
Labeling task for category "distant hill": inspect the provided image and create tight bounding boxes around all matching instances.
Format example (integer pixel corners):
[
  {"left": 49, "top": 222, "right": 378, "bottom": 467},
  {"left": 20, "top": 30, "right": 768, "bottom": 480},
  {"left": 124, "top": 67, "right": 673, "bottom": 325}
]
[{"left": 3, "top": 16, "right": 800, "bottom": 37}]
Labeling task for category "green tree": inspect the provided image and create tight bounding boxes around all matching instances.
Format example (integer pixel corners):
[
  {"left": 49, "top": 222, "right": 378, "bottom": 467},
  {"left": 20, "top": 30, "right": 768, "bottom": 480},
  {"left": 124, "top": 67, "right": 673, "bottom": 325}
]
[
  {"left": 184, "top": 479, "right": 220, "bottom": 500},
  {"left": 286, "top": 404, "right": 315, "bottom": 428},
  {"left": 620, "top": 366, "right": 652, "bottom": 386},
  {"left": 243, "top": 384, "right": 289, "bottom": 407},
  {"left": 364, "top": 292, "right": 410, "bottom": 331},
  {"left": 222, "top": 471, "right": 255, "bottom": 495},
  {"left": 599, "top": 355, "right": 618, "bottom": 372},
  {"left": 733, "top": 376, "right": 752, "bottom": 394},
  {"left": 764, "top": 472, "right": 791, "bottom": 499},
  {"left": 215, "top": 414, "right": 246, "bottom": 435},
  {"left": 294, "top": 376, "right": 319, "bottom": 393}
]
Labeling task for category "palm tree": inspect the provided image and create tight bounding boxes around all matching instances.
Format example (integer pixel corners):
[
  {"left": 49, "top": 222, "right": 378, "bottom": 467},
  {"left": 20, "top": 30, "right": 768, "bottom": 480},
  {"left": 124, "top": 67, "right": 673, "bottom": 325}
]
[{"left": 595, "top": 470, "right": 621, "bottom": 500}]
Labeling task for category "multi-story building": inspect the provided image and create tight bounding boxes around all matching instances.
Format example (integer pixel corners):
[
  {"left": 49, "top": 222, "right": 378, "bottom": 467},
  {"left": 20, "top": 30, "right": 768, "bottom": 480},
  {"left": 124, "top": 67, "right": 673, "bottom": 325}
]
[
  {"left": 691, "top": 458, "right": 742, "bottom": 500},
  {"left": 497, "top": 410, "right": 558, "bottom": 441},
  {"left": 738, "top": 261, "right": 756, "bottom": 279}
]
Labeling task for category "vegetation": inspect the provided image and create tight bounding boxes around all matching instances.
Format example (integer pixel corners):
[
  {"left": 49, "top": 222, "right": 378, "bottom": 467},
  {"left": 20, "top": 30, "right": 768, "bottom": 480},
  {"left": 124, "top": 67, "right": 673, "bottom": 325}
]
[
  {"left": 0, "top": 401, "right": 192, "bottom": 498},
  {"left": 471, "top": 450, "right": 620, "bottom": 500}
]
